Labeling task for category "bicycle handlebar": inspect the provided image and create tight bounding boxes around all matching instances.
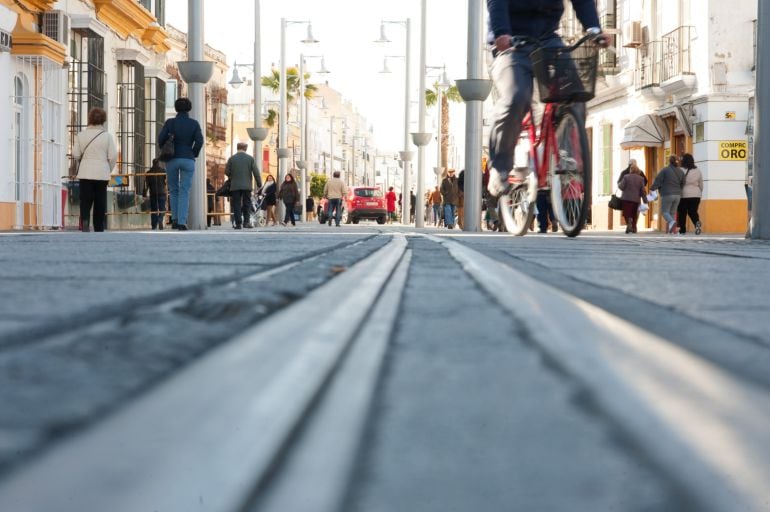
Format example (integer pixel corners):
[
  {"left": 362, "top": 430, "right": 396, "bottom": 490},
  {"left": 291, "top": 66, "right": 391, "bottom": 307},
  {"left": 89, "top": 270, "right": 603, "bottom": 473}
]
[{"left": 508, "top": 31, "right": 603, "bottom": 52}]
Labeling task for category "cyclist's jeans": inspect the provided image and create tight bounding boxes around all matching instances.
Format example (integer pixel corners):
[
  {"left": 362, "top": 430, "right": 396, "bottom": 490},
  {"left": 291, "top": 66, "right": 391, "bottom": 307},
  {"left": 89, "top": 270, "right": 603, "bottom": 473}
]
[{"left": 488, "top": 38, "right": 584, "bottom": 182}]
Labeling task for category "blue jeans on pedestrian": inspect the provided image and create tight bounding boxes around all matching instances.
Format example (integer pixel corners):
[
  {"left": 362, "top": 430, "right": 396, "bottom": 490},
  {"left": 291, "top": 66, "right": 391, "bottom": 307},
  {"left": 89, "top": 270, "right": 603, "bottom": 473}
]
[
  {"left": 432, "top": 204, "right": 441, "bottom": 224},
  {"left": 165, "top": 158, "right": 195, "bottom": 226},
  {"left": 443, "top": 204, "right": 456, "bottom": 228},
  {"left": 149, "top": 193, "right": 167, "bottom": 229},
  {"left": 660, "top": 194, "right": 681, "bottom": 225},
  {"left": 328, "top": 198, "right": 342, "bottom": 226}
]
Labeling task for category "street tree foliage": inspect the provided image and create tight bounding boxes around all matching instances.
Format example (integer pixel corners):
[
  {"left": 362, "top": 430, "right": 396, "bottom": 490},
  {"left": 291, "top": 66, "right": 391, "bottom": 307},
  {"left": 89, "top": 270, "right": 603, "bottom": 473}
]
[
  {"left": 261, "top": 67, "right": 318, "bottom": 129},
  {"left": 309, "top": 173, "right": 328, "bottom": 199},
  {"left": 425, "top": 83, "right": 462, "bottom": 173}
]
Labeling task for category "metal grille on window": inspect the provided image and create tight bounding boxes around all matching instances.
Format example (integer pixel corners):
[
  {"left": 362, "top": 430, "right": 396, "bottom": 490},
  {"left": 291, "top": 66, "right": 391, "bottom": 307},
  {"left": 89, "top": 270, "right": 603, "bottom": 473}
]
[
  {"left": 144, "top": 76, "right": 167, "bottom": 194},
  {"left": 15, "top": 56, "right": 66, "bottom": 229},
  {"left": 116, "top": 61, "right": 146, "bottom": 210},
  {"left": 68, "top": 31, "right": 105, "bottom": 172}
]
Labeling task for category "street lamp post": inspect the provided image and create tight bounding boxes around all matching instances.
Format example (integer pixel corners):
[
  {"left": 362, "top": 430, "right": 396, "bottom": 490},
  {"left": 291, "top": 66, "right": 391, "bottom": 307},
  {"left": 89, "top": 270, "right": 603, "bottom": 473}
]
[
  {"left": 412, "top": 0, "right": 429, "bottom": 228},
  {"left": 456, "top": 0, "right": 492, "bottom": 232},
  {"left": 299, "top": 54, "right": 329, "bottom": 221},
  {"left": 376, "top": 19, "right": 412, "bottom": 225},
  {"left": 179, "top": 0, "right": 214, "bottom": 230},
  {"left": 280, "top": 18, "right": 318, "bottom": 221}
]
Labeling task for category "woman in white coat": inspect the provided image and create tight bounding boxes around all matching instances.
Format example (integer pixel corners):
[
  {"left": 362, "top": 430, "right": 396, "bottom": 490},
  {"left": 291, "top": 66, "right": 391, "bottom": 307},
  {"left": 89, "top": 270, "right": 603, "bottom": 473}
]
[{"left": 73, "top": 107, "right": 117, "bottom": 232}]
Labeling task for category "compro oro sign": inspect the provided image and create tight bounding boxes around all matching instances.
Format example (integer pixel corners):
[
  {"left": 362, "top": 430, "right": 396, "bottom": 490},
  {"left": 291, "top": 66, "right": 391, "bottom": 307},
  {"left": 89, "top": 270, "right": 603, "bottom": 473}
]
[{"left": 718, "top": 140, "right": 748, "bottom": 161}]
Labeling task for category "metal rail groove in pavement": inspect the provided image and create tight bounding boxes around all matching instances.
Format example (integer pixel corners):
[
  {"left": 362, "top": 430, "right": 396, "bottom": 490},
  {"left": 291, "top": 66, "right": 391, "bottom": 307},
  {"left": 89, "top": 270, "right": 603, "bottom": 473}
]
[
  {"left": 0, "top": 235, "right": 408, "bottom": 512},
  {"left": 431, "top": 235, "right": 770, "bottom": 512}
]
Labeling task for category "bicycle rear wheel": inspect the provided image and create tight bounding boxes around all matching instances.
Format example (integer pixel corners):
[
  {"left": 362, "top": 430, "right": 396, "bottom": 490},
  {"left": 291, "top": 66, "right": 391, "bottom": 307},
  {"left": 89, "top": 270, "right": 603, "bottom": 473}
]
[{"left": 550, "top": 107, "right": 590, "bottom": 237}]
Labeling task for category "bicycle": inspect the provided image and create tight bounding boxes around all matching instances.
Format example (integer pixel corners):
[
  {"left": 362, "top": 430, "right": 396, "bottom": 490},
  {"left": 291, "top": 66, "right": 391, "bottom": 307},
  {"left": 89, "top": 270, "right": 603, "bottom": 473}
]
[{"left": 498, "top": 32, "right": 600, "bottom": 237}]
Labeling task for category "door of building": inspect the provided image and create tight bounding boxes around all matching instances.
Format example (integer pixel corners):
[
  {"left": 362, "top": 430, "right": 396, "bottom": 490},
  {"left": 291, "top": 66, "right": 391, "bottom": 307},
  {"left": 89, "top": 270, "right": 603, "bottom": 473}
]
[{"left": 13, "top": 75, "right": 24, "bottom": 228}]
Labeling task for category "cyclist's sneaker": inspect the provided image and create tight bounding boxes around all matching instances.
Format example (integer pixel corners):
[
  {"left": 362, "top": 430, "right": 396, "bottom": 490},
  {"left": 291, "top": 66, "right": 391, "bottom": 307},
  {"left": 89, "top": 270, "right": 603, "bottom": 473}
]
[{"left": 487, "top": 168, "right": 511, "bottom": 197}]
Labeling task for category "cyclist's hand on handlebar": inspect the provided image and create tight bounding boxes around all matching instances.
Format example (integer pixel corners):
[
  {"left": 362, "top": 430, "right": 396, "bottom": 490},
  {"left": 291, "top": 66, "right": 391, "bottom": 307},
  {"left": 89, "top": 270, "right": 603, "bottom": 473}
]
[
  {"left": 594, "top": 33, "right": 612, "bottom": 48},
  {"left": 494, "top": 35, "right": 512, "bottom": 53}
]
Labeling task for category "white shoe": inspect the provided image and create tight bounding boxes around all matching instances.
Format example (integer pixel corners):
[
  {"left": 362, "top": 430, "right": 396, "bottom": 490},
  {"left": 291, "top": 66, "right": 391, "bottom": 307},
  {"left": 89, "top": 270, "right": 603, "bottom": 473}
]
[{"left": 487, "top": 168, "right": 511, "bottom": 197}]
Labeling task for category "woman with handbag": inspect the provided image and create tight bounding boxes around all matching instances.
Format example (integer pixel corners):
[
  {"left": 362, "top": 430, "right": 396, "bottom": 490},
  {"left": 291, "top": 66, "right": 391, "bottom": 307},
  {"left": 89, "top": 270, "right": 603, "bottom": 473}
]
[
  {"left": 618, "top": 164, "right": 647, "bottom": 234},
  {"left": 73, "top": 107, "right": 117, "bottom": 232},
  {"left": 677, "top": 153, "right": 704, "bottom": 235},
  {"left": 258, "top": 175, "right": 278, "bottom": 226},
  {"left": 158, "top": 97, "right": 204, "bottom": 230},
  {"left": 278, "top": 173, "right": 300, "bottom": 226}
]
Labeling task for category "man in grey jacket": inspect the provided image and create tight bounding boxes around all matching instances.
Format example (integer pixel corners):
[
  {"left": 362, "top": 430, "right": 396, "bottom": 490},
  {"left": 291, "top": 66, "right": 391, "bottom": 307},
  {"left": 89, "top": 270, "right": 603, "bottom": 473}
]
[
  {"left": 225, "top": 142, "right": 262, "bottom": 229},
  {"left": 651, "top": 155, "right": 685, "bottom": 234}
]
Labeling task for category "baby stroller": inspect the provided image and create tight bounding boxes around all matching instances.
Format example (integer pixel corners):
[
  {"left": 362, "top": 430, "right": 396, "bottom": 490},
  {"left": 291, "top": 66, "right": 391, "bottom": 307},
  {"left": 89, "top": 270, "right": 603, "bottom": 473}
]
[{"left": 250, "top": 192, "right": 267, "bottom": 227}]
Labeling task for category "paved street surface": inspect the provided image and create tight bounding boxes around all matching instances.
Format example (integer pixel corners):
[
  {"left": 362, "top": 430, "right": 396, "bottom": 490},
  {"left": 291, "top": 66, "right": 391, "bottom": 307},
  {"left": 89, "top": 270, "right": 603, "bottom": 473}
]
[{"left": 1, "top": 224, "right": 769, "bottom": 512}]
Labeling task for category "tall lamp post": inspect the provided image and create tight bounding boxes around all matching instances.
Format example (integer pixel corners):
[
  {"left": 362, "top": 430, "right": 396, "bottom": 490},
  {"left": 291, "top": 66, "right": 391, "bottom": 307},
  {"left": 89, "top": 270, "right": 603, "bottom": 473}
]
[
  {"left": 376, "top": 19, "right": 412, "bottom": 225},
  {"left": 753, "top": 0, "right": 769, "bottom": 239},
  {"left": 410, "top": 0, "right": 432, "bottom": 228},
  {"left": 228, "top": 62, "right": 269, "bottom": 165},
  {"left": 456, "top": 0, "right": 492, "bottom": 232},
  {"left": 299, "top": 54, "right": 329, "bottom": 221},
  {"left": 280, "top": 18, "right": 318, "bottom": 221},
  {"left": 179, "top": 0, "right": 214, "bottom": 230}
]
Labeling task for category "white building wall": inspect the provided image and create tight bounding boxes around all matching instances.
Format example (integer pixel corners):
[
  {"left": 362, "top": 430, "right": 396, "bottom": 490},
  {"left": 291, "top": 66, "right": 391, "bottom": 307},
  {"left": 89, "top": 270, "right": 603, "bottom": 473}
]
[{"left": 0, "top": 49, "right": 12, "bottom": 204}]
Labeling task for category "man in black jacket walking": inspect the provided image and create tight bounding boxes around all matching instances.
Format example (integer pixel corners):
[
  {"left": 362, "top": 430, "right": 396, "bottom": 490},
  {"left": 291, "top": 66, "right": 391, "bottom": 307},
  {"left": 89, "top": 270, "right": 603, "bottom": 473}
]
[{"left": 225, "top": 142, "right": 262, "bottom": 229}]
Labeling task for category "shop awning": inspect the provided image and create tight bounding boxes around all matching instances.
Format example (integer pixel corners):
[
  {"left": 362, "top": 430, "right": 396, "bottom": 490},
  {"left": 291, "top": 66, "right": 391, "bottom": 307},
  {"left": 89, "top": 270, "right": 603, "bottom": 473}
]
[{"left": 620, "top": 114, "right": 668, "bottom": 149}]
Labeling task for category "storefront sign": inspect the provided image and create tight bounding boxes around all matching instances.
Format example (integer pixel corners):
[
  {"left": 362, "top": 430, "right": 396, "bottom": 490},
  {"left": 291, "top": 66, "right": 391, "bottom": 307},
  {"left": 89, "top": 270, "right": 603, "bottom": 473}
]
[
  {"left": 718, "top": 140, "right": 748, "bottom": 161},
  {"left": 0, "top": 30, "right": 11, "bottom": 52}
]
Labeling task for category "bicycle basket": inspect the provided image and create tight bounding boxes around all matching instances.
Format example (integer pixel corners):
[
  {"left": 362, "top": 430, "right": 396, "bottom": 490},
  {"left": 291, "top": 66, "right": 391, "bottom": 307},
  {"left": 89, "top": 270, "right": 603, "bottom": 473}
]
[{"left": 531, "top": 44, "right": 598, "bottom": 103}]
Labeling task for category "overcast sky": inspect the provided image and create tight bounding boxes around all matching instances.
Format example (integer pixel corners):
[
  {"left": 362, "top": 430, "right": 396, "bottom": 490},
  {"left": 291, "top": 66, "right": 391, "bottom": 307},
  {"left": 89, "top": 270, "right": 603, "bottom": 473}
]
[{"left": 165, "top": 0, "right": 473, "bottom": 156}]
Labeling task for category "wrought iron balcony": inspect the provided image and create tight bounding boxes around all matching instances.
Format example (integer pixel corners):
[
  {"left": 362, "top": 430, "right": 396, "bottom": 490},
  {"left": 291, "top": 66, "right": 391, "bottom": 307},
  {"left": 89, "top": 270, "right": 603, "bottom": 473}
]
[
  {"left": 634, "top": 40, "right": 662, "bottom": 90},
  {"left": 660, "top": 26, "right": 694, "bottom": 83}
]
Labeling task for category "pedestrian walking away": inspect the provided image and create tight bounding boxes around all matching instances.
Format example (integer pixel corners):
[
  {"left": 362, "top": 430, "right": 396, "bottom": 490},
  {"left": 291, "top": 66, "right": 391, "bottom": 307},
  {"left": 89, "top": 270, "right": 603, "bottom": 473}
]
[
  {"left": 158, "top": 97, "right": 204, "bottom": 230},
  {"left": 429, "top": 185, "right": 442, "bottom": 226},
  {"left": 206, "top": 178, "right": 218, "bottom": 227},
  {"left": 485, "top": 0, "right": 609, "bottom": 198},
  {"left": 650, "top": 155, "right": 685, "bottom": 234},
  {"left": 147, "top": 158, "right": 167, "bottom": 230},
  {"left": 73, "top": 107, "right": 117, "bottom": 232},
  {"left": 323, "top": 171, "right": 348, "bottom": 227},
  {"left": 618, "top": 164, "right": 647, "bottom": 234},
  {"left": 535, "top": 188, "right": 557, "bottom": 233},
  {"left": 306, "top": 196, "right": 315, "bottom": 222},
  {"left": 457, "top": 170, "right": 466, "bottom": 230},
  {"left": 618, "top": 158, "right": 647, "bottom": 188},
  {"left": 441, "top": 169, "right": 460, "bottom": 229},
  {"left": 386, "top": 186, "right": 398, "bottom": 224},
  {"left": 259, "top": 175, "right": 278, "bottom": 226},
  {"left": 278, "top": 173, "right": 300, "bottom": 226},
  {"left": 677, "top": 153, "right": 703, "bottom": 235},
  {"left": 225, "top": 142, "right": 262, "bottom": 229}
]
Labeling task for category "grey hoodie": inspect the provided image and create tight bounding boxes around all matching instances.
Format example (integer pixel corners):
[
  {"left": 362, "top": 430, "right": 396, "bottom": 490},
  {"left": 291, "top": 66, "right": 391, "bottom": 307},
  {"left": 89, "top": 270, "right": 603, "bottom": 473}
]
[{"left": 651, "top": 164, "right": 685, "bottom": 196}]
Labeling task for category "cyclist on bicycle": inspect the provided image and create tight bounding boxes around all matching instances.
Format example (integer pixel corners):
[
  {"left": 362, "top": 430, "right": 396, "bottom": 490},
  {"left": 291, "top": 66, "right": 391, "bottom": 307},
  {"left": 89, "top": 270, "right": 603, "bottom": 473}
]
[{"left": 486, "top": 0, "right": 610, "bottom": 198}]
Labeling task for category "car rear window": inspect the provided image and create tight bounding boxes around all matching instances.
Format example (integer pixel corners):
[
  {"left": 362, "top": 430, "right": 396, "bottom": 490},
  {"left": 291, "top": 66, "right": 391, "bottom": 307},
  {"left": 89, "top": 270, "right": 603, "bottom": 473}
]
[{"left": 354, "top": 188, "right": 383, "bottom": 198}]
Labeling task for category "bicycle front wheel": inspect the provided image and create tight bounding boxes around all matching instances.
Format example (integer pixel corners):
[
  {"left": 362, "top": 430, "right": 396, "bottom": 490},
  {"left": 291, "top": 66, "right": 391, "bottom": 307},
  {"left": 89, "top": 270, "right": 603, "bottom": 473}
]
[
  {"left": 551, "top": 107, "right": 591, "bottom": 237},
  {"left": 499, "top": 170, "right": 537, "bottom": 236}
]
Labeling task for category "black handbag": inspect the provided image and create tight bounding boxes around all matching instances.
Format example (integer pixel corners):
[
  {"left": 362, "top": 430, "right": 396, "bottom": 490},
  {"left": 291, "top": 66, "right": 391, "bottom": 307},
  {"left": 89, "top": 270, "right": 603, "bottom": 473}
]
[
  {"left": 158, "top": 121, "right": 175, "bottom": 162},
  {"left": 608, "top": 194, "right": 622, "bottom": 210},
  {"left": 215, "top": 179, "right": 231, "bottom": 197}
]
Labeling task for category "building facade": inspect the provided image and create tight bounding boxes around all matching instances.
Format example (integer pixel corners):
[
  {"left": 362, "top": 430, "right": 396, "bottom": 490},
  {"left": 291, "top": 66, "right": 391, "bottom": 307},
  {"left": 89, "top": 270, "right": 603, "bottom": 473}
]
[
  {"left": 0, "top": 0, "right": 171, "bottom": 230},
  {"left": 583, "top": 0, "right": 756, "bottom": 233}
]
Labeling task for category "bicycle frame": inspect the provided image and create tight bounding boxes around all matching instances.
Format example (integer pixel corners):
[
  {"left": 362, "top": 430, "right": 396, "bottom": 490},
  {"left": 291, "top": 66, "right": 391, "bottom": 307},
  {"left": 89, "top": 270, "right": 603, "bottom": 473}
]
[{"left": 520, "top": 104, "right": 559, "bottom": 190}]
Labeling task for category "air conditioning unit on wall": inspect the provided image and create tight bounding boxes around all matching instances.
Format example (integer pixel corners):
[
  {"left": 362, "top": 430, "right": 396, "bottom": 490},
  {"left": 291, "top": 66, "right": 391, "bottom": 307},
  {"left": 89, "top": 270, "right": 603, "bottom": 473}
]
[
  {"left": 623, "top": 21, "right": 643, "bottom": 48},
  {"left": 41, "top": 11, "right": 70, "bottom": 49}
]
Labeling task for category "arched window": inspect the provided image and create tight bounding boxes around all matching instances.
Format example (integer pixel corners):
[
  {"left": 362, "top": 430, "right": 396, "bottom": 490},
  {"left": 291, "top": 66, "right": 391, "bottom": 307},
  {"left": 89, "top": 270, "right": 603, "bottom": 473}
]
[{"left": 14, "top": 76, "right": 23, "bottom": 105}]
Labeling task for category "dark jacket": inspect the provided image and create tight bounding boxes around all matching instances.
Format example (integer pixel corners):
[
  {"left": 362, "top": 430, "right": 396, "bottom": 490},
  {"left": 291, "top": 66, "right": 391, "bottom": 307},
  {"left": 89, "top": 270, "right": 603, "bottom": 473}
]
[
  {"left": 651, "top": 165, "right": 685, "bottom": 196},
  {"left": 278, "top": 180, "right": 300, "bottom": 204},
  {"left": 441, "top": 176, "right": 460, "bottom": 205},
  {"left": 158, "top": 112, "right": 204, "bottom": 160},
  {"left": 225, "top": 151, "right": 262, "bottom": 191},
  {"left": 618, "top": 173, "right": 646, "bottom": 204},
  {"left": 487, "top": 0, "right": 601, "bottom": 41},
  {"left": 260, "top": 181, "right": 277, "bottom": 205},
  {"left": 146, "top": 161, "right": 166, "bottom": 196}
]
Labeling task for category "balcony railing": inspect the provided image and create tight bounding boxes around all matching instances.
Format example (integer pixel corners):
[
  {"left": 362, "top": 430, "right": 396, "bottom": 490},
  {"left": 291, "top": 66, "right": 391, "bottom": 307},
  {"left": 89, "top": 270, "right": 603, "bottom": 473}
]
[
  {"left": 635, "top": 40, "right": 662, "bottom": 90},
  {"left": 660, "top": 26, "right": 694, "bottom": 82}
]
